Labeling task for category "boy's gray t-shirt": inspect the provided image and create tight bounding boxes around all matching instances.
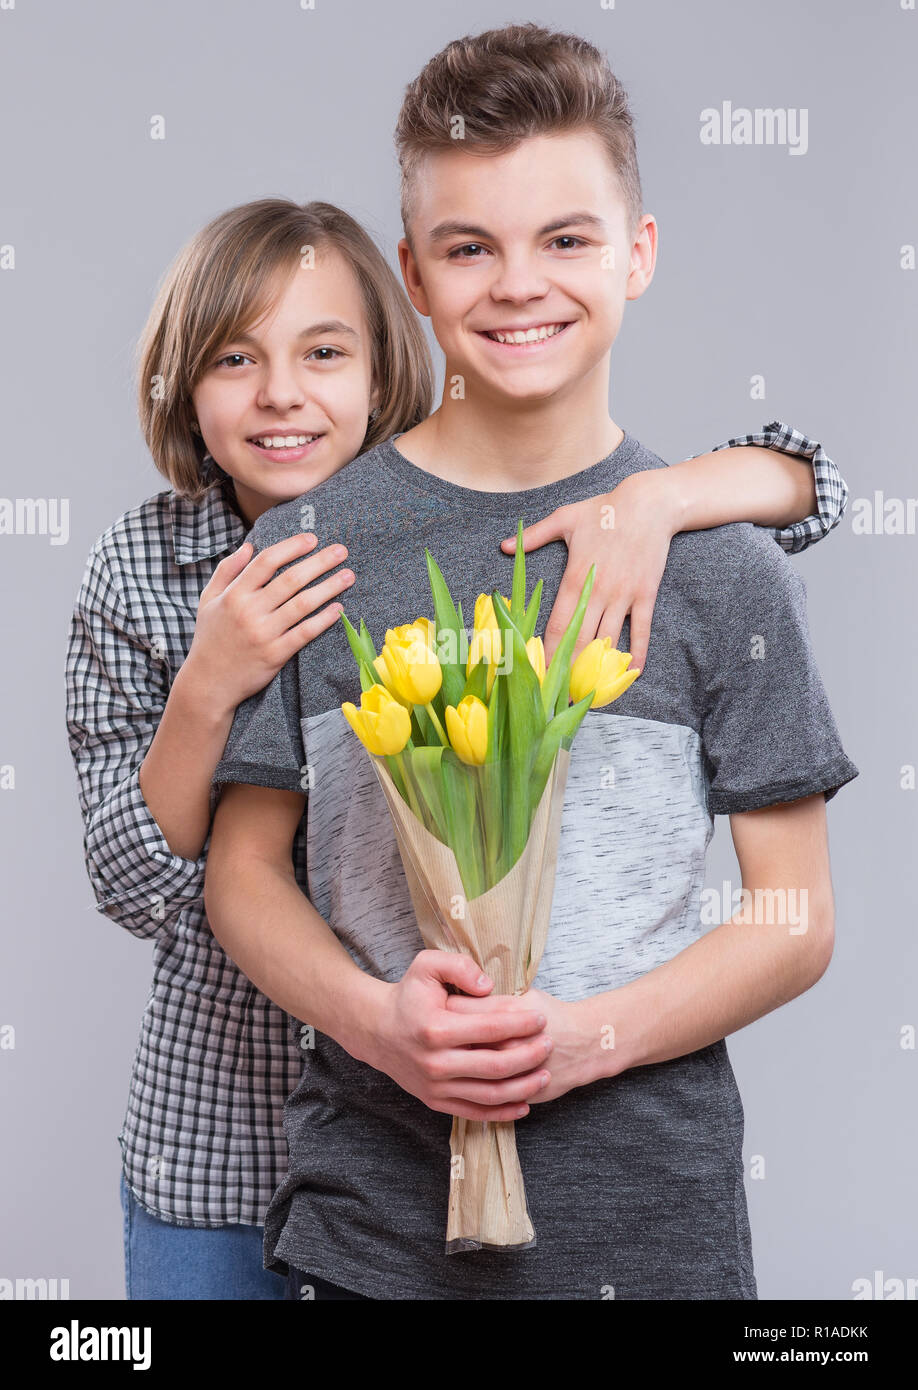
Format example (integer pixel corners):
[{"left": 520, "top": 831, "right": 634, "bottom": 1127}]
[{"left": 213, "top": 430, "right": 857, "bottom": 1300}]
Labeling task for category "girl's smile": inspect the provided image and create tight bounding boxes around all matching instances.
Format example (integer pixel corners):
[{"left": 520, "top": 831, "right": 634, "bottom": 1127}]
[{"left": 246, "top": 432, "right": 327, "bottom": 463}]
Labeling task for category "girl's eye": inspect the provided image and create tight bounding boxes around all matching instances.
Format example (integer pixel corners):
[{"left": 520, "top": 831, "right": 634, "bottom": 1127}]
[
  {"left": 215, "top": 352, "right": 252, "bottom": 369},
  {"left": 550, "top": 235, "right": 584, "bottom": 251},
  {"left": 307, "top": 346, "right": 344, "bottom": 362},
  {"left": 448, "top": 243, "right": 489, "bottom": 260}
]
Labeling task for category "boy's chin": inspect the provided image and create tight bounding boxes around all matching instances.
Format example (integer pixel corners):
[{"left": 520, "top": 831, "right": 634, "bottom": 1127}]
[{"left": 472, "top": 364, "right": 585, "bottom": 406}]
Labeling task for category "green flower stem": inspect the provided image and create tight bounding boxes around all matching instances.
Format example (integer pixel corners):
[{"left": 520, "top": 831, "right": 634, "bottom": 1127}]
[
  {"left": 423, "top": 702, "right": 449, "bottom": 747},
  {"left": 393, "top": 750, "right": 424, "bottom": 822},
  {"left": 478, "top": 763, "right": 502, "bottom": 891},
  {"left": 384, "top": 753, "right": 409, "bottom": 804}
]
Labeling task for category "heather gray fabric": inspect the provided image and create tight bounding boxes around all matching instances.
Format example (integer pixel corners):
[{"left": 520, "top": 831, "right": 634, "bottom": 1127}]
[{"left": 212, "top": 429, "right": 858, "bottom": 1299}]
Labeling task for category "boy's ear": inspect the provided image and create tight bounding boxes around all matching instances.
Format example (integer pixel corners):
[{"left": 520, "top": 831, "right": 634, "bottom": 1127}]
[
  {"left": 397, "top": 236, "right": 431, "bottom": 317},
  {"left": 624, "top": 214, "right": 658, "bottom": 304}
]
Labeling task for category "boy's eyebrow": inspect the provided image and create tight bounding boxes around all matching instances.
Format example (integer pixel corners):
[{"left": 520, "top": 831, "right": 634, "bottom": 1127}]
[
  {"left": 428, "top": 212, "right": 607, "bottom": 243},
  {"left": 231, "top": 320, "right": 360, "bottom": 346}
]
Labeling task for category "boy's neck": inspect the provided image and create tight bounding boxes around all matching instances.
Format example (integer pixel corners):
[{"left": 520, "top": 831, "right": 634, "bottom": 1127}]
[{"left": 394, "top": 366, "right": 625, "bottom": 491}]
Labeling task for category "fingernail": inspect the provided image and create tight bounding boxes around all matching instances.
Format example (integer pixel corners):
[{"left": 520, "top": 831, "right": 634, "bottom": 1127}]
[
  {"left": 539, "top": 1072, "right": 550, "bottom": 1088},
  {"left": 536, "top": 1013, "right": 546, "bottom": 1027},
  {"left": 476, "top": 974, "right": 489, "bottom": 988}
]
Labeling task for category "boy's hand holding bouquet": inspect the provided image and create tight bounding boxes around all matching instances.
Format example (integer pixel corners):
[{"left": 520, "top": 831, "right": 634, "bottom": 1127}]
[{"left": 339, "top": 522, "right": 640, "bottom": 1253}]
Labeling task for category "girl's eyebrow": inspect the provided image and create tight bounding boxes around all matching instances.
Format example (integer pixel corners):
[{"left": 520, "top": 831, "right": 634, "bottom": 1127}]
[
  {"left": 428, "top": 212, "right": 606, "bottom": 243},
  {"left": 232, "top": 320, "right": 360, "bottom": 346}
]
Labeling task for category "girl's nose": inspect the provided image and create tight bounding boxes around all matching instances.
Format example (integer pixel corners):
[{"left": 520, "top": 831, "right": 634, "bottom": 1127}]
[{"left": 256, "top": 365, "right": 308, "bottom": 413}]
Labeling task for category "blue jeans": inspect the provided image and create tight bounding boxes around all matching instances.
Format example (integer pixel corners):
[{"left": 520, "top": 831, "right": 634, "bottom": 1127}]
[{"left": 120, "top": 1171, "right": 290, "bottom": 1300}]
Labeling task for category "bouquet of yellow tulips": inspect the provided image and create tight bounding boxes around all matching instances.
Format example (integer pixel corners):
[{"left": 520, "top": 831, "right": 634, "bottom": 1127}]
[{"left": 339, "top": 521, "right": 640, "bottom": 1253}]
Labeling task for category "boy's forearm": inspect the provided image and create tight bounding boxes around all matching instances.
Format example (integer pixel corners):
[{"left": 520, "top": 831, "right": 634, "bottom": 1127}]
[
  {"left": 204, "top": 855, "right": 387, "bottom": 1063},
  {"left": 578, "top": 900, "right": 833, "bottom": 1083},
  {"left": 659, "top": 446, "right": 819, "bottom": 532}
]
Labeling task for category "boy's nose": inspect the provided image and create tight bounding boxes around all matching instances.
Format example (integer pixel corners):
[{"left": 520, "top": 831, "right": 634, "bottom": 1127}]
[{"left": 488, "top": 255, "right": 551, "bottom": 304}]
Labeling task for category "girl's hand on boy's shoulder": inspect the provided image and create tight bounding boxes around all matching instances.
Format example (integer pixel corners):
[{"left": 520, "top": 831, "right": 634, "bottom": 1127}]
[
  {"left": 186, "top": 532, "right": 355, "bottom": 715},
  {"left": 499, "top": 469, "right": 679, "bottom": 675},
  {"left": 444, "top": 985, "right": 597, "bottom": 1103}
]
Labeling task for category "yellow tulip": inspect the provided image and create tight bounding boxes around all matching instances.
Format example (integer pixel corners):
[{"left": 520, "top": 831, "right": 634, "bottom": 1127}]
[
  {"left": 467, "top": 593, "right": 508, "bottom": 695},
  {"left": 372, "top": 654, "right": 413, "bottom": 708},
  {"left": 376, "top": 624, "right": 443, "bottom": 705},
  {"left": 525, "top": 635, "right": 545, "bottom": 685},
  {"left": 570, "top": 637, "right": 641, "bottom": 709},
  {"left": 341, "top": 684, "right": 412, "bottom": 755},
  {"left": 445, "top": 695, "right": 489, "bottom": 765},
  {"left": 412, "top": 616, "right": 437, "bottom": 649}
]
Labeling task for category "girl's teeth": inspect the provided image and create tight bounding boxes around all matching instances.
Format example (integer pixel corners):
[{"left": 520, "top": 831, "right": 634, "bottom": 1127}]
[
  {"left": 488, "top": 323, "right": 566, "bottom": 344},
  {"left": 253, "top": 435, "right": 316, "bottom": 448}
]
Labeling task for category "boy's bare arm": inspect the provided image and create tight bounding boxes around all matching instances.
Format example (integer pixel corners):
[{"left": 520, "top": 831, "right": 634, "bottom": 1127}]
[
  {"left": 575, "top": 792, "right": 835, "bottom": 1086},
  {"left": 203, "top": 782, "right": 554, "bottom": 1121},
  {"left": 445, "top": 793, "right": 835, "bottom": 1099}
]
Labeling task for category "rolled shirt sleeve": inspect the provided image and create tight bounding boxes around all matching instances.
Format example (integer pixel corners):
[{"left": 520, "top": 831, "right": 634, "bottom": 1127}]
[
  {"left": 65, "top": 544, "right": 210, "bottom": 941},
  {"left": 700, "top": 529, "right": 859, "bottom": 815},
  {"left": 695, "top": 420, "right": 848, "bottom": 554}
]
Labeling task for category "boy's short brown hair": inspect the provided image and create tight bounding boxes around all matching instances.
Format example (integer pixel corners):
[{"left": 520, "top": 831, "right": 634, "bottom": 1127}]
[
  {"left": 136, "top": 199, "right": 433, "bottom": 501},
  {"left": 395, "top": 23, "right": 643, "bottom": 244}
]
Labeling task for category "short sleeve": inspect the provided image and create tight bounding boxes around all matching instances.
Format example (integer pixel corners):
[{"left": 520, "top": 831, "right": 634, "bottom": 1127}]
[
  {"left": 213, "top": 655, "right": 307, "bottom": 794},
  {"left": 701, "top": 533, "right": 858, "bottom": 814}
]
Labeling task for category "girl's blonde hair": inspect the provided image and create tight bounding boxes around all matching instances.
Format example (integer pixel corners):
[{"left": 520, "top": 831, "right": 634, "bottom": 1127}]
[{"left": 136, "top": 199, "right": 434, "bottom": 501}]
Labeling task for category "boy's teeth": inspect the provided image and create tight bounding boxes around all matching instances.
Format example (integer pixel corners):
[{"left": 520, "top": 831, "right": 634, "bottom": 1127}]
[
  {"left": 252, "top": 434, "right": 317, "bottom": 448},
  {"left": 487, "top": 323, "right": 566, "bottom": 344}
]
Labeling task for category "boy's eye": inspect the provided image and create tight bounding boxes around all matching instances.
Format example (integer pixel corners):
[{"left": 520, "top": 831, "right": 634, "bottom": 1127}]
[
  {"left": 550, "top": 235, "right": 584, "bottom": 251},
  {"left": 215, "top": 352, "right": 252, "bottom": 369},
  {"left": 448, "top": 243, "right": 489, "bottom": 260},
  {"left": 307, "top": 346, "right": 344, "bottom": 362}
]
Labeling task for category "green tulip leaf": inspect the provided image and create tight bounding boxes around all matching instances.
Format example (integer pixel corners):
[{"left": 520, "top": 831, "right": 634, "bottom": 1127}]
[
  {"left": 510, "top": 518, "right": 526, "bottom": 621},
  {"left": 522, "top": 578, "right": 543, "bottom": 641},
  {"left": 425, "top": 550, "right": 466, "bottom": 707},
  {"left": 540, "top": 564, "right": 596, "bottom": 719}
]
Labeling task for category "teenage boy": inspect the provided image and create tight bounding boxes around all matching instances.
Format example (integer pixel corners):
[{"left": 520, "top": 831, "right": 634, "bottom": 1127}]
[{"left": 205, "top": 24, "right": 857, "bottom": 1299}]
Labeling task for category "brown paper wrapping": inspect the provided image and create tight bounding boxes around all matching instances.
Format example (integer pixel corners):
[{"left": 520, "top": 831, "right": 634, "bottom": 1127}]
[{"left": 372, "top": 746, "right": 572, "bottom": 1252}]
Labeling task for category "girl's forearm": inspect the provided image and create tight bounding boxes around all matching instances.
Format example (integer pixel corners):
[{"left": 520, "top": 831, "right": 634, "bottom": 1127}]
[
  {"left": 660, "top": 446, "right": 819, "bottom": 532},
  {"left": 137, "top": 661, "right": 235, "bottom": 861}
]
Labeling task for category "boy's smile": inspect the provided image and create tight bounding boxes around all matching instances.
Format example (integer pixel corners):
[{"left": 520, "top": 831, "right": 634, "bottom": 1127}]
[
  {"left": 477, "top": 319, "right": 575, "bottom": 355},
  {"left": 399, "top": 131, "right": 655, "bottom": 409}
]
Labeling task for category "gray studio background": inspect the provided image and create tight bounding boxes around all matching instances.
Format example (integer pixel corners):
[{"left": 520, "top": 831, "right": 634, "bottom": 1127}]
[{"left": 1, "top": 0, "right": 914, "bottom": 1300}]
